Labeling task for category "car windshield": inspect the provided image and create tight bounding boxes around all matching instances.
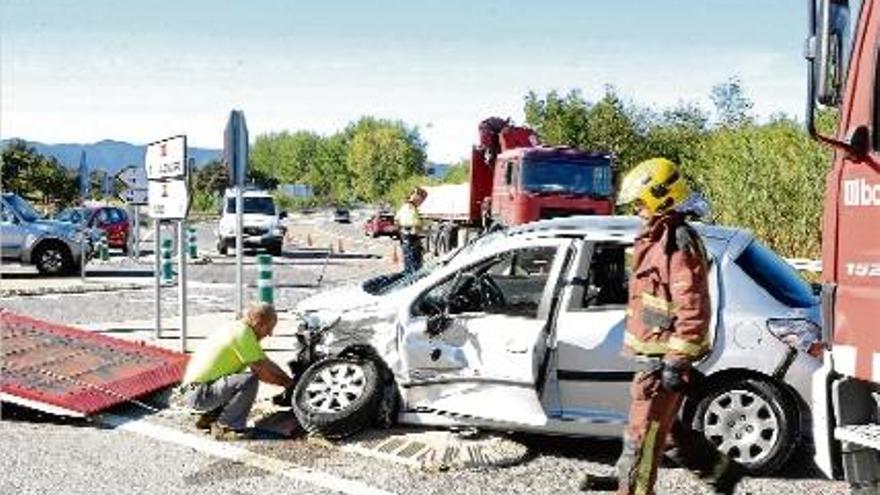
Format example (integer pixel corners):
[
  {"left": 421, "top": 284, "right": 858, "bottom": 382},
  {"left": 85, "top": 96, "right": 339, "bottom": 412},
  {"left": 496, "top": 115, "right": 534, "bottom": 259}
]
[
  {"left": 5, "top": 194, "right": 43, "bottom": 222},
  {"left": 227, "top": 197, "right": 276, "bottom": 215},
  {"left": 521, "top": 157, "right": 613, "bottom": 197},
  {"left": 56, "top": 208, "right": 88, "bottom": 224},
  {"left": 735, "top": 240, "right": 817, "bottom": 308}
]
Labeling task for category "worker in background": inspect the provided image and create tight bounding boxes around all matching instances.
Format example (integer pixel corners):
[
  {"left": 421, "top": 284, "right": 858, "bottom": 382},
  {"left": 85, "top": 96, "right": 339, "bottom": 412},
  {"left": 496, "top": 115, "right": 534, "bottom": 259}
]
[
  {"left": 582, "top": 158, "right": 742, "bottom": 494},
  {"left": 181, "top": 303, "right": 295, "bottom": 440},
  {"left": 395, "top": 186, "right": 428, "bottom": 274}
]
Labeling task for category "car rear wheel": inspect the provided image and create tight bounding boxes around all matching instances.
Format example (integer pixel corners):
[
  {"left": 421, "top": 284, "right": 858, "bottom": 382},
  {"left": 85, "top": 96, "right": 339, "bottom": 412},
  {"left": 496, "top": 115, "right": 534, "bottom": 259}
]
[
  {"left": 691, "top": 378, "right": 797, "bottom": 475},
  {"left": 292, "top": 356, "right": 381, "bottom": 440},
  {"left": 35, "top": 242, "right": 74, "bottom": 276}
]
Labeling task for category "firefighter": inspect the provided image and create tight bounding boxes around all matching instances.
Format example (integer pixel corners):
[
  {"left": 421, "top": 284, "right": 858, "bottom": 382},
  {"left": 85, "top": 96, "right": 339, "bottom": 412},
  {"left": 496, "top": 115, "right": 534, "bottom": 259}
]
[
  {"left": 583, "top": 158, "right": 743, "bottom": 494},
  {"left": 395, "top": 186, "right": 428, "bottom": 274}
]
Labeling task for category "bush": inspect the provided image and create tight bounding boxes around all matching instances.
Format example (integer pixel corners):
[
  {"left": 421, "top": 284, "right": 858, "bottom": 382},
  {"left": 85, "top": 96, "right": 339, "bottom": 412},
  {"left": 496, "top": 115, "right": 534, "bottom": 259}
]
[{"left": 684, "top": 118, "right": 829, "bottom": 258}]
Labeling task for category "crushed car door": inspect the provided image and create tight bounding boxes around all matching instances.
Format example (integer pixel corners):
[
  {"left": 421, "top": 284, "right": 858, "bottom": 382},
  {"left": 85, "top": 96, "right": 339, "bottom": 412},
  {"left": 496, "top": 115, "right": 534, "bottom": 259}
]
[{"left": 399, "top": 239, "right": 573, "bottom": 426}]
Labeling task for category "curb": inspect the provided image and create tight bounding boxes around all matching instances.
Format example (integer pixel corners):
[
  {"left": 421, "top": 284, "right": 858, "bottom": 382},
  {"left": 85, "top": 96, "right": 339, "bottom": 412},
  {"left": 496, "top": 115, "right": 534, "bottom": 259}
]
[{"left": 1, "top": 281, "right": 148, "bottom": 298}]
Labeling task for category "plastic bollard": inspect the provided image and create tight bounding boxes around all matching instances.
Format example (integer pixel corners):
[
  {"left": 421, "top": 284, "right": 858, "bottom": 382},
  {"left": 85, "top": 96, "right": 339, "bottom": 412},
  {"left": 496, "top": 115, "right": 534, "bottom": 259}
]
[
  {"left": 187, "top": 227, "right": 198, "bottom": 259},
  {"left": 161, "top": 238, "right": 174, "bottom": 282},
  {"left": 99, "top": 233, "right": 110, "bottom": 261},
  {"left": 257, "top": 254, "right": 273, "bottom": 304}
]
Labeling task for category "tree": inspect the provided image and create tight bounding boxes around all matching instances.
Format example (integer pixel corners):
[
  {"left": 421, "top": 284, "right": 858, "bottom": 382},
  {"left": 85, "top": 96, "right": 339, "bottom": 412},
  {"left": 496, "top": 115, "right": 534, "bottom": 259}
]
[
  {"left": 345, "top": 117, "right": 427, "bottom": 201},
  {"left": 2, "top": 140, "right": 79, "bottom": 207},
  {"left": 710, "top": 77, "right": 754, "bottom": 128}
]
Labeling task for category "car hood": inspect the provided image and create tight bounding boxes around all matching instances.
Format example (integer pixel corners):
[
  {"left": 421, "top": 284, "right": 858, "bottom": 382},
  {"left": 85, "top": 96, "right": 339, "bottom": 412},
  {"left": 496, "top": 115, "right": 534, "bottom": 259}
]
[
  {"left": 220, "top": 214, "right": 279, "bottom": 229},
  {"left": 297, "top": 282, "right": 382, "bottom": 313},
  {"left": 30, "top": 219, "right": 81, "bottom": 237}
]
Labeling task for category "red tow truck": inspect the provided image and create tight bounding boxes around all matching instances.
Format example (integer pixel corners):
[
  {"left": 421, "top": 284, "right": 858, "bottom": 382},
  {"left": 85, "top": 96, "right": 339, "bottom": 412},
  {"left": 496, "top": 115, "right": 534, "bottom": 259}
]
[
  {"left": 420, "top": 117, "right": 615, "bottom": 253},
  {"left": 807, "top": 0, "right": 880, "bottom": 492}
]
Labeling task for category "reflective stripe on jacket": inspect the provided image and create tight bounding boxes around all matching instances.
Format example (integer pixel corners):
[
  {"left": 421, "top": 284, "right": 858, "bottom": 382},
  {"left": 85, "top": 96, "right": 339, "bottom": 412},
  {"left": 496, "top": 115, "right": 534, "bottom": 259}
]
[{"left": 623, "top": 212, "right": 711, "bottom": 363}]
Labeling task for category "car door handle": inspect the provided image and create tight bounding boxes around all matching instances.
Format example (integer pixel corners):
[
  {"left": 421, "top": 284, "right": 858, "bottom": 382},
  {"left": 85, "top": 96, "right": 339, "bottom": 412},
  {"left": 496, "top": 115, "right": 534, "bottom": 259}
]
[{"left": 506, "top": 341, "right": 529, "bottom": 353}]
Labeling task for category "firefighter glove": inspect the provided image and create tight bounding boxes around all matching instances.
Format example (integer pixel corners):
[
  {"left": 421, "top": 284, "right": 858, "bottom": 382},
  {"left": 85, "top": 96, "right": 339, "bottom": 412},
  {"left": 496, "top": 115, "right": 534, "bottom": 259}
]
[{"left": 661, "top": 360, "right": 690, "bottom": 393}]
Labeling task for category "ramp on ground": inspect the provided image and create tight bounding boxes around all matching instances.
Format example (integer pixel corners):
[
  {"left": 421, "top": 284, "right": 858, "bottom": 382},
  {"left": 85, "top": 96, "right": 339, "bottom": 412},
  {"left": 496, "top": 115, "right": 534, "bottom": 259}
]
[{"left": 1, "top": 311, "right": 187, "bottom": 417}]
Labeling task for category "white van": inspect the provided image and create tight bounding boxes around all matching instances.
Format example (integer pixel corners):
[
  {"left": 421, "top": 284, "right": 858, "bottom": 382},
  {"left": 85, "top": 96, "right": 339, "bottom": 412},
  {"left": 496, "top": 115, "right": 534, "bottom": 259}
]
[{"left": 216, "top": 188, "right": 287, "bottom": 256}]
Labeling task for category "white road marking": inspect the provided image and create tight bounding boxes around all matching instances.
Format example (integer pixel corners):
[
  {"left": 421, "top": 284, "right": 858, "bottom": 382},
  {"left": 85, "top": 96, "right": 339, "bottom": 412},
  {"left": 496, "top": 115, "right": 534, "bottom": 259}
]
[{"left": 101, "top": 414, "right": 397, "bottom": 495}]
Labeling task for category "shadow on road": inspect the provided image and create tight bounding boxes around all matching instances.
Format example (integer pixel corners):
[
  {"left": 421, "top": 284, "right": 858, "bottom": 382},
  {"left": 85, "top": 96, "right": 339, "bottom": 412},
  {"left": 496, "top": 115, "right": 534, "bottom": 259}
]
[{"left": 0, "top": 268, "right": 154, "bottom": 280}]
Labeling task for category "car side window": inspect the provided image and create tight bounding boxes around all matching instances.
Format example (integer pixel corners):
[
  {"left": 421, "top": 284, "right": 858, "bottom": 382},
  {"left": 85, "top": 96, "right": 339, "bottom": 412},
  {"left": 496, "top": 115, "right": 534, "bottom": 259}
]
[
  {"left": 1, "top": 203, "right": 14, "bottom": 223},
  {"left": 580, "top": 243, "right": 630, "bottom": 309},
  {"left": 418, "top": 245, "right": 558, "bottom": 319},
  {"left": 95, "top": 209, "right": 109, "bottom": 225}
]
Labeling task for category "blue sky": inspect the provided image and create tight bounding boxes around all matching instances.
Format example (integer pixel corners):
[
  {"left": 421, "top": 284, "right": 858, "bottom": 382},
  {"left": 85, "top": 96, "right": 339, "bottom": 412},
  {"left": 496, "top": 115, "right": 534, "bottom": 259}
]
[{"left": 2, "top": 0, "right": 807, "bottom": 163}]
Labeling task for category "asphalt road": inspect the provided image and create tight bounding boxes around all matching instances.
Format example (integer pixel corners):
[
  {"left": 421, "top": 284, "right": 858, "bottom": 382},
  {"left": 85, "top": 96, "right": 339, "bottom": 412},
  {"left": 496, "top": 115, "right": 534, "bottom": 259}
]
[{"left": 0, "top": 211, "right": 850, "bottom": 495}]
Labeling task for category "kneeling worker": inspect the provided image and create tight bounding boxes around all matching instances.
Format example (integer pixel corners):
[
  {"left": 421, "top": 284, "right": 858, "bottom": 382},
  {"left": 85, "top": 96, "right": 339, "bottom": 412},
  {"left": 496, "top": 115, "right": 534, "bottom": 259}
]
[{"left": 181, "top": 302, "right": 295, "bottom": 440}]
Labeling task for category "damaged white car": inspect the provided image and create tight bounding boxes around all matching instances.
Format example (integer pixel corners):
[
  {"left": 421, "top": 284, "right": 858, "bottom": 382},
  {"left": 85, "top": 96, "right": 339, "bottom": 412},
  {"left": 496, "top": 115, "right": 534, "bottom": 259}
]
[{"left": 290, "top": 216, "right": 822, "bottom": 474}]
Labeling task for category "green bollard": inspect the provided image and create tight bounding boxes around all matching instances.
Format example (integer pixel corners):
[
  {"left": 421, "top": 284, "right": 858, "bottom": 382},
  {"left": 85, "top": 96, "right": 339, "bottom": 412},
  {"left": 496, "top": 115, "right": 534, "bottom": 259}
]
[
  {"left": 257, "top": 254, "right": 273, "bottom": 304},
  {"left": 99, "top": 233, "right": 109, "bottom": 261},
  {"left": 188, "top": 227, "right": 198, "bottom": 259},
  {"left": 161, "top": 238, "right": 174, "bottom": 282}
]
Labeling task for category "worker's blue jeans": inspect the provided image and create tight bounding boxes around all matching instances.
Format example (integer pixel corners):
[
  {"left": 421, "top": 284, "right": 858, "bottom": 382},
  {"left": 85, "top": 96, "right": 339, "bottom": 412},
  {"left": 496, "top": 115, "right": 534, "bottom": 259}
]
[
  {"left": 185, "top": 371, "right": 258, "bottom": 430},
  {"left": 400, "top": 235, "right": 423, "bottom": 274}
]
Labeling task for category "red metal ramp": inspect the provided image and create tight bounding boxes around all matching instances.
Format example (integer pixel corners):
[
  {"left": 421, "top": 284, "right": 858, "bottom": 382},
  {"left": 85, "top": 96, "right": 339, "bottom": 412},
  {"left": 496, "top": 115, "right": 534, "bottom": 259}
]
[{"left": 1, "top": 311, "right": 187, "bottom": 417}]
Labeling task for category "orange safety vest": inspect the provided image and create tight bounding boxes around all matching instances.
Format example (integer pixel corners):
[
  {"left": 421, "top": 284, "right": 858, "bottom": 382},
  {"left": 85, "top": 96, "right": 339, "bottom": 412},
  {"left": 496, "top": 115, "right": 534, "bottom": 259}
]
[{"left": 623, "top": 212, "right": 711, "bottom": 363}]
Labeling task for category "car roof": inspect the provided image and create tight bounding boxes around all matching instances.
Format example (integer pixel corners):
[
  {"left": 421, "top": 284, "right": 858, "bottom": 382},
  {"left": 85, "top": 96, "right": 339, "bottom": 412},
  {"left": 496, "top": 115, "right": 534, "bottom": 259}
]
[{"left": 506, "top": 215, "right": 743, "bottom": 243}]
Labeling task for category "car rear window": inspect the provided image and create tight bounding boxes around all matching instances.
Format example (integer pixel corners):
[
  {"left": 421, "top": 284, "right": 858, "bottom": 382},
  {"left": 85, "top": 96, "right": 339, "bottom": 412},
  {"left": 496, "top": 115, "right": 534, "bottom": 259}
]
[{"left": 734, "top": 240, "right": 817, "bottom": 308}]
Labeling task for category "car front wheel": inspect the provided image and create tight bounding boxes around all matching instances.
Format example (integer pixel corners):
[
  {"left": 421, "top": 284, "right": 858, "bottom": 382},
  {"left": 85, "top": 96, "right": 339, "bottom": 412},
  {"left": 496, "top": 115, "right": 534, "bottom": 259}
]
[
  {"left": 292, "top": 356, "right": 381, "bottom": 440},
  {"left": 690, "top": 378, "right": 798, "bottom": 475},
  {"left": 34, "top": 242, "right": 74, "bottom": 276}
]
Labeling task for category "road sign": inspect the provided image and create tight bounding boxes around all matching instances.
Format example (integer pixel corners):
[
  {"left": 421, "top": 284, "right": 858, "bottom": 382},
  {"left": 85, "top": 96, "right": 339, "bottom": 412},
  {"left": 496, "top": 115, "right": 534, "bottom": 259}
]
[
  {"left": 117, "top": 166, "right": 148, "bottom": 189},
  {"left": 145, "top": 135, "right": 187, "bottom": 180},
  {"left": 224, "top": 110, "right": 248, "bottom": 186},
  {"left": 119, "top": 188, "right": 148, "bottom": 205},
  {"left": 147, "top": 179, "right": 188, "bottom": 219}
]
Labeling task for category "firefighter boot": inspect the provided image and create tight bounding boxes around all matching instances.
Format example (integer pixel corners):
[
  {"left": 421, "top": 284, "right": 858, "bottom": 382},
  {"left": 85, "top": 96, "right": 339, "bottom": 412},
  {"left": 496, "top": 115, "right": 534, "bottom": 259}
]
[
  {"left": 708, "top": 457, "right": 746, "bottom": 495},
  {"left": 579, "top": 473, "right": 619, "bottom": 492}
]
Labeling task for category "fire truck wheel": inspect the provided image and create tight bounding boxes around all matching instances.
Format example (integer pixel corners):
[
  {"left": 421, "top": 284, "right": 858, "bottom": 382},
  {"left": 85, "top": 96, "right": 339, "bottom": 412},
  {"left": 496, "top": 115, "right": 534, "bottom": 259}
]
[{"left": 690, "top": 378, "right": 798, "bottom": 475}]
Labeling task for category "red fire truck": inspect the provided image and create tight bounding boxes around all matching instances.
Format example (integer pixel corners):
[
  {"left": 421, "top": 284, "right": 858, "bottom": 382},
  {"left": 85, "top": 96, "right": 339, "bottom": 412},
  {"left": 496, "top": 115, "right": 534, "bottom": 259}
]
[
  {"left": 420, "top": 117, "right": 615, "bottom": 253},
  {"left": 807, "top": 0, "right": 880, "bottom": 491}
]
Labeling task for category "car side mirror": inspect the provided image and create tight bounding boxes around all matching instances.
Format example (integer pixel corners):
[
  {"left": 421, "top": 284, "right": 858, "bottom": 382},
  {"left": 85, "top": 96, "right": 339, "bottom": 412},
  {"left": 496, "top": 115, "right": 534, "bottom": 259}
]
[{"left": 279, "top": 211, "right": 288, "bottom": 219}]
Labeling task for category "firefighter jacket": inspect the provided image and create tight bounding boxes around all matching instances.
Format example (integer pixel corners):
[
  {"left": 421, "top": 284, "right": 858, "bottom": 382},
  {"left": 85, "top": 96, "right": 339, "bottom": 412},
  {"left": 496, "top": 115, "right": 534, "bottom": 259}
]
[{"left": 623, "top": 212, "right": 711, "bottom": 363}]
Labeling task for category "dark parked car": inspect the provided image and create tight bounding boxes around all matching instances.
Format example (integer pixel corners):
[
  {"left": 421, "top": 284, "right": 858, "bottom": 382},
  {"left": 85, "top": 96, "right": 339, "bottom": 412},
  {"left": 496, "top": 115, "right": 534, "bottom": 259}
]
[
  {"left": 332, "top": 208, "right": 351, "bottom": 223},
  {"left": 363, "top": 212, "right": 398, "bottom": 238},
  {"left": 56, "top": 206, "right": 131, "bottom": 254}
]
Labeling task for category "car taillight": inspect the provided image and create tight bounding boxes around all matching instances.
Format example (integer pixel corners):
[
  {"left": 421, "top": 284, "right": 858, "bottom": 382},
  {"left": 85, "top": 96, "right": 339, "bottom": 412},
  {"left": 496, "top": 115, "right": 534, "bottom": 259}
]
[{"left": 767, "top": 318, "right": 822, "bottom": 355}]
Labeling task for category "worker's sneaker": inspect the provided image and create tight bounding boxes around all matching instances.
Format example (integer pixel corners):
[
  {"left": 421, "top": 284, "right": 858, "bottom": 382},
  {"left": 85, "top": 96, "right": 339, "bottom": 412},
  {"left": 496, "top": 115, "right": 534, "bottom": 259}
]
[
  {"left": 194, "top": 410, "right": 220, "bottom": 430},
  {"left": 210, "top": 423, "right": 252, "bottom": 441},
  {"left": 579, "top": 473, "right": 619, "bottom": 492}
]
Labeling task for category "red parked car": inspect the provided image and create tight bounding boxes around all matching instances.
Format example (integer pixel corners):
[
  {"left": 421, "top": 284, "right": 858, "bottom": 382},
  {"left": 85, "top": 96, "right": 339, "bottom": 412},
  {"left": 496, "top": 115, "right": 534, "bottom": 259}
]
[
  {"left": 363, "top": 211, "right": 398, "bottom": 238},
  {"left": 56, "top": 206, "right": 131, "bottom": 253}
]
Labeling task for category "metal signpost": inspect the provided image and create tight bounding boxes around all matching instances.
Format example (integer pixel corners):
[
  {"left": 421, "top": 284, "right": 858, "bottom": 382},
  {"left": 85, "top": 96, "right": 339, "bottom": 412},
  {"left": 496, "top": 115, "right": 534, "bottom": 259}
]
[
  {"left": 145, "top": 135, "right": 190, "bottom": 353},
  {"left": 224, "top": 110, "right": 249, "bottom": 318},
  {"left": 116, "top": 166, "right": 148, "bottom": 258}
]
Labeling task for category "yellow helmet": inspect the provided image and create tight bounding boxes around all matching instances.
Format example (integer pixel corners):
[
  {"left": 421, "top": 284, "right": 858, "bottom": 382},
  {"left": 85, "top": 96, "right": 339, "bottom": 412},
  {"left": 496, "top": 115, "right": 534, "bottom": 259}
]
[{"left": 617, "top": 158, "right": 691, "bottom": 215}]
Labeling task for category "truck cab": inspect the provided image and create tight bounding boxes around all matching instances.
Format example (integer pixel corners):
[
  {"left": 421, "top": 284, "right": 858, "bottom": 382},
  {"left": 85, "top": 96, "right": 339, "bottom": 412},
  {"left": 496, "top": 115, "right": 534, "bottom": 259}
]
[{"left": 490, "top": 147, "right": 614, "bottom": 226}]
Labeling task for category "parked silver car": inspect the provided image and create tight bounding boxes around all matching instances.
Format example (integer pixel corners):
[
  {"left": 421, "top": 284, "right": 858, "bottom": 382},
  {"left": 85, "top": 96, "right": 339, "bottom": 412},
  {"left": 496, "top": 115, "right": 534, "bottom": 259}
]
[
  {"left": 291, "top": 216, "right": 822, "bottom": 474},
  {"left": 1, "top": 193, "right": 92, "bottom": 275}
]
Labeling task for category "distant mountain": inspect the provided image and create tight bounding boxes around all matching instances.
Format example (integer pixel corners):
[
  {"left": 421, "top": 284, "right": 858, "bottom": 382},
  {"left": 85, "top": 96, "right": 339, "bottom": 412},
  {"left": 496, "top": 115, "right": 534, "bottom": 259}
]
[{"left": 2, "top": 139, "right": 221, "bottom": 175}]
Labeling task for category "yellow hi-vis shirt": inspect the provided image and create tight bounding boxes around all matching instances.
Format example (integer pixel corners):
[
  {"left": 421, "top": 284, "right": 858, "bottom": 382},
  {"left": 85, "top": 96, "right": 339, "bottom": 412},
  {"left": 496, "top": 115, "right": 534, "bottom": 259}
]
[
  {"left": 395, "top": 202, "right": 422, "bottom": 234},
  {"left": 182, "top": 321, "right": 266, "bottom": 385}
]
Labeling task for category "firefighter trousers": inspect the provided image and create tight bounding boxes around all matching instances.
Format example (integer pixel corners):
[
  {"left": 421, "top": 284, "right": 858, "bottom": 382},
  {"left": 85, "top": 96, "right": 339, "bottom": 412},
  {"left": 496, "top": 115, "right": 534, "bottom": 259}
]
[{"left": 616, "top": 370, "right": 727, "bottom": 495}]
